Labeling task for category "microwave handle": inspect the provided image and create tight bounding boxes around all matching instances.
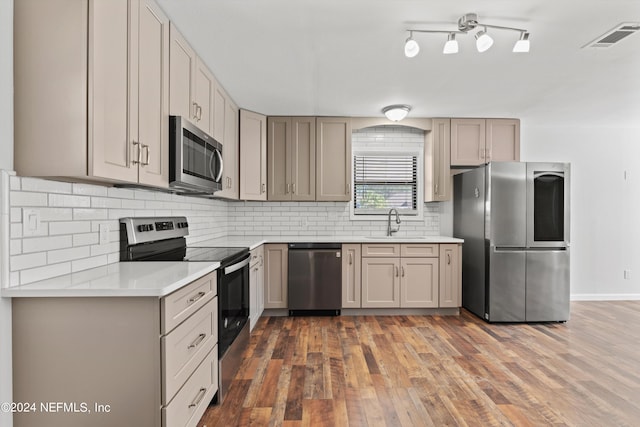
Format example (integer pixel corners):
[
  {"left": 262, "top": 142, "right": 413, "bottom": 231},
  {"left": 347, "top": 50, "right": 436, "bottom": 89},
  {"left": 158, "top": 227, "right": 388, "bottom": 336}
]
[{"left": 212, "top": 149, "right": 224, "bottom": 182}]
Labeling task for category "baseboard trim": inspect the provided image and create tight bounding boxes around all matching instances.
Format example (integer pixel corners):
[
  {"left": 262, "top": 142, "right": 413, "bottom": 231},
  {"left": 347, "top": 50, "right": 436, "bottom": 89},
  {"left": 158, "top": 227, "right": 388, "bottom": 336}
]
[{"left": 571, "top": 294, "right": 640, "bottom": 301}]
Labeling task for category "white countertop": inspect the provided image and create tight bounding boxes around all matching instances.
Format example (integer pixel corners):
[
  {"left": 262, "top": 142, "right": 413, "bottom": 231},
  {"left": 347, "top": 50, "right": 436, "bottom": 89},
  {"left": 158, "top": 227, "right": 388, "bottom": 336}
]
[
  {"left": 1, "top": 261, "right": 219, "bottom": 298},
  {"left": 195, "top": 235, "right": 464, "bottom": 251},
  {"left": 2, "top": 235, "right": 462, "bottom": 298}
]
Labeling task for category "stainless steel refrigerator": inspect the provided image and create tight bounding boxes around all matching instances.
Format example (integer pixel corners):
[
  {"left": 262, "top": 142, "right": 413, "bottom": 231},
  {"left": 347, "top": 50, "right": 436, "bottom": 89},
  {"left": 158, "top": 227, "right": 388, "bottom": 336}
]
[{"left": 453, "top": 162, "right": 570, "bottom": 322}]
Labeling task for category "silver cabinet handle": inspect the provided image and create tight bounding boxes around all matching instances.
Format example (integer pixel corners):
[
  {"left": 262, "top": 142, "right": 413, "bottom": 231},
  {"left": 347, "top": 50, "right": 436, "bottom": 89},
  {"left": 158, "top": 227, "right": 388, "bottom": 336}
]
[
  {"left": 132, "top": 141, "right": 141, "bottom": 165},
  {"left": 192, "top": 102, "right": 199, "bottom": 121},
  {"left": 395, "top": 266, "right": 399, "bottom": 277},
  {"left": 198, "top": 105, "right": 203, "bottom": 121},
  {"left": 261, "top": 183, "right": 266, "bottom": 193},
  {"left": 259, "top": 255, "right": 263, "bottom": 266},
  {"left": 292, "top": 183, "right": 296, "bottom": 194},
  {"left": 347, "top": 183, "right": 350, "bottom": 194},
  {"left": 435, "top": 183, "right": 439, "bottom": 195},
  {"left": 349, "top": 253, "right": 353, "bottom": 265},
  {"left": 447, "top": 253, "right": 451, "bottom": 265},
  {"left": 286, "top": 183, "right": 290, "bottom": 194},
  {"left": 187, "top": 333, "right": 206, "bottom": 349},
  {"left": 401, "top": 266, "right": 405, "bottom": 277},
  {"left": 188, "top": 387, "right": 207, "bottom": 409},
  {"left": 141, "top": 144, "right": 150, "bottom": 166},
  {"left": 187, "top": 291, "right": 206, "bottom": 305}
]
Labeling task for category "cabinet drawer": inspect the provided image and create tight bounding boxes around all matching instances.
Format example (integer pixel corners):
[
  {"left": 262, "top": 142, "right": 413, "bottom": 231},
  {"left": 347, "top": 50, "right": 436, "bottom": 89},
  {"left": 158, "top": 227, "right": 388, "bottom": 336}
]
[
  {"left": 162, "top": 347, "right": 218, "bottom": 427},
  {"left": 401, "top": 244, "right": 439, "bottom": 258},
  {"left": 162, "top": 297, "right": 217, "bottom": 404},
  {"left": 362, "top": 244, "right": 401, "bottom": 257},
  {"left": 162, "top": 271, "right": 216, "bottom": 334},
  {"left": 250, "top": 245, "right": 264, "bottom": 268}
]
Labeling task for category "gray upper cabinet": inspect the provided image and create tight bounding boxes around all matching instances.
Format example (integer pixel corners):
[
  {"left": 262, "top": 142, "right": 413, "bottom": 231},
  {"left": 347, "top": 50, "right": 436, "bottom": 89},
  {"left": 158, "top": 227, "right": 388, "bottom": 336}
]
[
  {"left": 316, "top": 117, "right": 352, "bottom": 201},
  {"left": 14, "top": 0, "right": 169, "bottom": 188},
  {"left": 426, "top": 118, "right": 452, "bottom": 202},
  {"left": 451, "top": 118, "right": 520, "bottom": 166},
  {"left": 267, "top": 117, "right": 316, "bottom": 201},
  {"left": 240, "top": 109, "right": 268, "bottom": 200}
]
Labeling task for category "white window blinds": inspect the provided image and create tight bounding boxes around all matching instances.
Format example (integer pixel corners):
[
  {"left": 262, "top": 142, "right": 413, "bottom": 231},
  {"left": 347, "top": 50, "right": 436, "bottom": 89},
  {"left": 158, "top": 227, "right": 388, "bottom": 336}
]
[{"left": 353, "top": 155, "right": 418, "bottom": 215}]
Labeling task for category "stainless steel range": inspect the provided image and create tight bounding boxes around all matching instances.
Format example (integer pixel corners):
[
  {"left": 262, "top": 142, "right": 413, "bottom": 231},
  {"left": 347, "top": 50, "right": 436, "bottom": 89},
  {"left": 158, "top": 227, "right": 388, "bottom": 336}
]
[{"left": 119, "top": 216, "right": 250, "bottom": 404}]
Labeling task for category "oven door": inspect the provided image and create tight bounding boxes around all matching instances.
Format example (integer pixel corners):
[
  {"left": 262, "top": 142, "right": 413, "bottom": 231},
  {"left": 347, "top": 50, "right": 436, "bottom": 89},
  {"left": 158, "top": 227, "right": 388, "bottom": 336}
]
[{"left": 218, "top": 253, "right": 250, "bottom": 356}]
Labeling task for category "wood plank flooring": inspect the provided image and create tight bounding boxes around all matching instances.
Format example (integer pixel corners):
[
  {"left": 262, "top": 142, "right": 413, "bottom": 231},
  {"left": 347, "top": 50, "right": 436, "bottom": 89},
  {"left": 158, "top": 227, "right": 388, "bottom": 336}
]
[{"left": 198, "top": 301, "right": 640, "bottom": 426}]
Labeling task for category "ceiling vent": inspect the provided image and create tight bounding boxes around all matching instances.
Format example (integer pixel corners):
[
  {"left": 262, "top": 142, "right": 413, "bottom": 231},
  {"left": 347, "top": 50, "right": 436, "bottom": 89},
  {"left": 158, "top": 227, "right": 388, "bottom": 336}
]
[{"left": 583, "top": 22, "right": 640, "bottom": 48}]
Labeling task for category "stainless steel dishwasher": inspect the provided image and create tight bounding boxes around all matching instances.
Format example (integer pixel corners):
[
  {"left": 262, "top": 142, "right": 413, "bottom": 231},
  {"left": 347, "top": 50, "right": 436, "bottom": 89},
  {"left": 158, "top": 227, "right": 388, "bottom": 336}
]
[{"left": 288, "top": 243, "right": 342, "bottom": 316}]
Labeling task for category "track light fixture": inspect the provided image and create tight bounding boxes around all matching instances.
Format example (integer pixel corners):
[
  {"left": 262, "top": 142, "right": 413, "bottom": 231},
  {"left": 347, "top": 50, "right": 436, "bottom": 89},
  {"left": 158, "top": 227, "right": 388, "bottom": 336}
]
[{"left": 404, "top": 13, "right": 530, "bottom": 57}]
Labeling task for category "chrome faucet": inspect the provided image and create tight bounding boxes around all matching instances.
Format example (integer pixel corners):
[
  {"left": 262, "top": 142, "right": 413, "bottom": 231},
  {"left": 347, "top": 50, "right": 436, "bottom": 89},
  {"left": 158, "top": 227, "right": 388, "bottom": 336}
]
[{"left": 387, "top": 208, "right": 401, "bottom": 236}]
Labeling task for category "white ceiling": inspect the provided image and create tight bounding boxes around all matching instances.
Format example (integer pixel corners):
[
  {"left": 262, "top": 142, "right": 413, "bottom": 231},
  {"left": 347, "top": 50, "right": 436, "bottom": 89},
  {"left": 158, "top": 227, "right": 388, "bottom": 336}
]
[{"left": 156, "top": 0, "right": 640, "bottom": 126}]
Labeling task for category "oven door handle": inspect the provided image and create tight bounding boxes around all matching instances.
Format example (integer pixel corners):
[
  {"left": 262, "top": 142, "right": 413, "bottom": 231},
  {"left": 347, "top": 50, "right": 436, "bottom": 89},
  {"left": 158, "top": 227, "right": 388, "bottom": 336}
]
[{"left": 223, "top": 257, "right": 250, "bottom": 275}]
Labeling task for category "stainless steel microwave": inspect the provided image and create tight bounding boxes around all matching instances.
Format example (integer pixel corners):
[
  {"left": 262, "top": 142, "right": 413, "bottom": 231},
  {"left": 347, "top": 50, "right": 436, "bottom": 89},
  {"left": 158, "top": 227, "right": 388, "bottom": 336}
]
[{"left": 169, "top": 116, "right": 223, "bottom": 193}]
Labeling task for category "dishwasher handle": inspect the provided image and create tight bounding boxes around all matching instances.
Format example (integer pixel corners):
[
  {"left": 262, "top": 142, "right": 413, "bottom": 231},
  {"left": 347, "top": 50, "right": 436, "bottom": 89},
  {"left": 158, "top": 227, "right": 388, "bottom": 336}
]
[{"left": 288, "top": 243, "right": 341, "bottom": 250}]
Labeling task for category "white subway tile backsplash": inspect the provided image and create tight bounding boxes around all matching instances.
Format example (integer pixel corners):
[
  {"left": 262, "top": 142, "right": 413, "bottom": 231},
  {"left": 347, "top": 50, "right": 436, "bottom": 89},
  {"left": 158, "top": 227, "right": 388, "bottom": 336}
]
[
  {"left": 73, "top": 208, "right": 108, "bottom": 221},
  {"left": 91, "top": 197, "right": 123, "bottom": 209},
  {"left": 20, "top": 262, "right": 72, "bottom": 285},
  {"left": 10, "top": 252, "right": 47, "bottom": 271},
  {"left": 11, "top": 208, "right": 21, "bottom": 222},
  {"left": 22, "top": 235, "right": 73, "bottom": 253},
  {"left": 49, "top": 194, "right": 91, "bottom": 208},
  {"left": 8, "top": 169, "right": 440, "bottom": 285},
  {"left": 48, "top": 246, "right": 91, "bottom": 264},
  {"left": 72, "top": 233, "right": 99, "bottom": 247},
  {"left": 72, "top": 255, "right": 108, "bottom": 273},
  {"left": 10, "top": 223, "right": 23, "bottom": 239},
  {"left": 10, "top": 176, "right": 21, "bottom": 190},
  {"left": 10, "top": 239, "right": 22, "bottom": 255},
  {"left": 73, "top": 182, "right": 109, "bottom": 197},
  {"left": 21, "top": 177, "right": 72, "bottom": 194},
  {"left": 49, "top": 221, "right": 91, "bottom": 236},
  {"left": 10, "top": 191, "right": 48, "bottom": 206}
]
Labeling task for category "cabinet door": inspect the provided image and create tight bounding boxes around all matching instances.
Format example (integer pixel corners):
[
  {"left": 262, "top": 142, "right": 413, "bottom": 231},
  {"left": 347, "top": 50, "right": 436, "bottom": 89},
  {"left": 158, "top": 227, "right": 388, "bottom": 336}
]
[
  {"left": 451, "top": 118, "right": 486, "bottom": 166},
  {"left": 240, "top": 109, "right": 268, "bottom": 200},
  {"left": 213, "top": 84, "right": 227, "bottom": 143},
  {"left": 316, "top": 117, "right": 352, "bottom": 201},
  {"left": 439, "top": 244, "right": 461, "bottom": 308},
  {"left": 135, "top": 0, "right": 169, "bottom": 188},
  {"left": 224, "top": 99, "right": 239, "bottom": 198},
  {"left": 89, "top": 0, "right": 137, "bottom": 183},
  {"left": 401, "top": 258, "right": 438, "bottom": 308},
  {"left": 341, "top": 244, "right": 361, "bottom": 308},
  {"left": 264, "top": 244, "right": 288, "bottom": 309},
  {"left": 486, "top": 119, "right": 520, "bottom": 162},
  {"left": 291, "top": 117, "right": 316, "bottom": 201},
  {"left": 168, "top": 22, "right": 196, "bottom": 121},
  {"left": 361, "top": 257, "right": 400, "bottom": 308},
  {"left": 267, "top": 117, "right": 292, "bottom": 201},
  {"left": 429, "top": 118, "right": 451, "bottom": 201},
  {"left": 194, "top": 59, "right": 214, "bottom": 135}
]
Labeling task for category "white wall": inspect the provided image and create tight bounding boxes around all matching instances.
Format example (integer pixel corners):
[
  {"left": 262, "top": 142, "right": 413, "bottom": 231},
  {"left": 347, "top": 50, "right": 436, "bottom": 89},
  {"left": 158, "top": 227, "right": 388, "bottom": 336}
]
[
  {"left": 521, "top": 123, "right": 640, "bottom": 300},
  {"left": 0, "top": 0, "right": 13, "bottom": 425}
]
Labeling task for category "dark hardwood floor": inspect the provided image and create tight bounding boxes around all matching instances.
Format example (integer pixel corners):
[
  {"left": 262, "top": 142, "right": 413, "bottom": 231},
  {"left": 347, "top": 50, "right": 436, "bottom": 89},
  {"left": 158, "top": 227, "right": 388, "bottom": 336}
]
[{"left": 198, "top": 301, "right": 640, "bottom": 426}]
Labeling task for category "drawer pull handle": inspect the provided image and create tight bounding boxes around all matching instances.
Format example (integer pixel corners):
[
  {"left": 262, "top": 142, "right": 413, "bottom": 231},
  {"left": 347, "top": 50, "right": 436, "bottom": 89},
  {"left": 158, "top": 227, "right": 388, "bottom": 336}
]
[
  {"left": 188, "top": 387, "right": 207, "bottom": 409},
  {"left": 187, "top": 292, "right": 206, "bottom": 305},
  {"left": 188, "top": 333, "right": 206, "bottom": 349}
]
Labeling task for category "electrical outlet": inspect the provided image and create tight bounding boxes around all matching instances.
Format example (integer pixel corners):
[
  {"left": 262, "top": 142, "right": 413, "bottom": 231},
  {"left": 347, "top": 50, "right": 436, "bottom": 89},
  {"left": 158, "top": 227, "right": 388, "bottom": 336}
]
[
  {"left": 99, "top": 224, "right": 109, "bottom": 245},
  {"left": 624, "top": 270, "right": 631, "bottom": 280}
]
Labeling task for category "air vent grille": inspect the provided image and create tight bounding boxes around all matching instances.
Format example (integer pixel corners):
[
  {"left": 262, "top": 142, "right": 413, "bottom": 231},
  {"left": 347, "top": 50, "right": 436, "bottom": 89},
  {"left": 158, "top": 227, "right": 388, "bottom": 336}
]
[{"left": 584, "top": 22, "right": 640, "bottom": 48}]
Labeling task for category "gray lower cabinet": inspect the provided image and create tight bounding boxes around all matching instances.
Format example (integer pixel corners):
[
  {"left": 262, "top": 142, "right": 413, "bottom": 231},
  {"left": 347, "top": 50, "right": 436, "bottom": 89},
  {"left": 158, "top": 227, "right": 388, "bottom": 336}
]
[
  {"left": 249, "top": 245, "right": 265, "bottom": 330},
  {"left": 264, "top": 244, "right": 288, "bottom": 309},
  {"left": 12, "top": 271, "right": 218, "bottom": 427},
  {"left": 341, "top": 244, "right": 362, "bottom": 308},
  {"left": 357, "top": 243, "right": 460, "bottom": 309}
]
